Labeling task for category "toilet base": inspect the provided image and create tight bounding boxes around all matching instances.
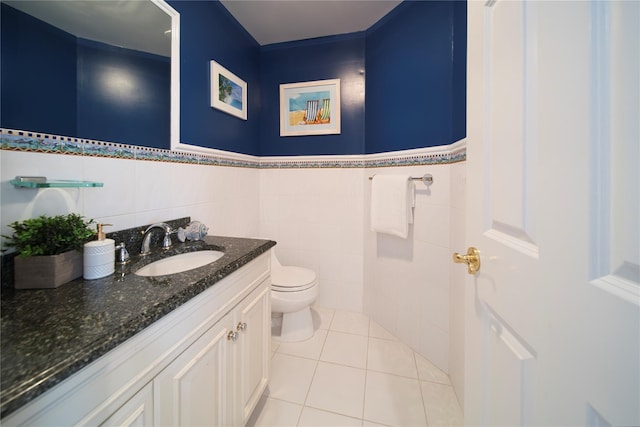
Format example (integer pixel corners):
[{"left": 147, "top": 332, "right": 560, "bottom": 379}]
[{"left": 274, "top": 306, "right": 314, "bottom": 342}]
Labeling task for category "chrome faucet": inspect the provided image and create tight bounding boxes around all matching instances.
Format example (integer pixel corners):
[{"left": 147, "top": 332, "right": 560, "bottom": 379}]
[{"left": 140, "top": 223, "right": 173, "bottom": 255}]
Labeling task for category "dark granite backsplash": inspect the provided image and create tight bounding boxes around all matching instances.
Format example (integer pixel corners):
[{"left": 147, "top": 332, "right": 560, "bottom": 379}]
[
  {"left": 107, "top": 217, "right": 191, "bottom": 259},
  {"left": 1, "top": 217, "right": 191, "bottom": 290}
]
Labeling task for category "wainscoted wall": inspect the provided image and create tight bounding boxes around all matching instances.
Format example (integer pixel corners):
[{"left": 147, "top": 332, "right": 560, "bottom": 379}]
[
  {"left": 362, "top": 141, "right": 465, "bottom": 376},
  {"left": 449, "top": 158, "right": 467, "bottom": 406},
  {"left": 257, "top": 140, "right": 466, "bottom": 396},
  {"left": 0, "top": 132, "right": 261, "bottom": 243},
  {"left": 259, "top": 166, "right": 366, "bottom": 310},
  {"left": 1, "top": 130, "right": 465, "bottom": 404}
]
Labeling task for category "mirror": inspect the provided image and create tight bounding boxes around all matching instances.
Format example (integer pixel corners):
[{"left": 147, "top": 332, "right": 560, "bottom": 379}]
[{"left": 0, "top": 0, "right": 179, "bottom": 150}]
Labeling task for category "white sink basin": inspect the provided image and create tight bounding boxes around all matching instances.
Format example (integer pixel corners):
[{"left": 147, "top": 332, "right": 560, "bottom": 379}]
[{"left": 135, "top": 250, "right": 225, "bottom": 277}]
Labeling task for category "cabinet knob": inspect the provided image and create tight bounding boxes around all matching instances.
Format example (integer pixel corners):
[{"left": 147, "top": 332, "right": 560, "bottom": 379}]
[
  {"left": 237, "top": 322, "right": 247, "bottom": 332},
  {"left": 227, "top": 330, "right": 238, "bottom": 342}
]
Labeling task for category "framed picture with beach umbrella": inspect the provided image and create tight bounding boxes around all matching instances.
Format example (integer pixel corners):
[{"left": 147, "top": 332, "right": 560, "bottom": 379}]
[{"left": 280, "top": 79, "right": 341, "bottom": 136}]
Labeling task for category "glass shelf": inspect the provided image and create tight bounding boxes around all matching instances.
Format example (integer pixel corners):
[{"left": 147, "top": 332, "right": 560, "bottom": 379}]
[{"left": 10, "top": 176, "right": 104, "bottom": 188}]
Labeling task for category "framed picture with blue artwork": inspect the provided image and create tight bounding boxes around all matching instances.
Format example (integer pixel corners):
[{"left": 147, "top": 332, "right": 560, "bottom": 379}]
[
  {"left": 280, "top": 79, "right": 340, "bottom": 136},
  {"left": 210, "top": 60, "right": 247, "bottom": 120}
]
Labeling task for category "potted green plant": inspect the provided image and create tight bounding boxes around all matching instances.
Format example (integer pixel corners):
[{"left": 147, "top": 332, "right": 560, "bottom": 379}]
[{"left": 3, "top": 214, "right": 96, "bottom": 289}]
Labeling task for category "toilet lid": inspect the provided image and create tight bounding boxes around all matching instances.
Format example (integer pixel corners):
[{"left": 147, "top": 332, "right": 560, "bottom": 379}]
[{"left": 272, "top": 266, "right": 317, "bottom": 291}]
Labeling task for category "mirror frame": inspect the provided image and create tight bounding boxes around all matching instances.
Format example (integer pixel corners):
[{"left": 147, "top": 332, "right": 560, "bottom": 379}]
[{"left": 151, "top": 0, "right": 180, "bottom": 151}]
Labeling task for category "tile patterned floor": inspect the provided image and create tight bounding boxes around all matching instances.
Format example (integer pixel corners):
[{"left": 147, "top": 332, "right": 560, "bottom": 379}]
[{"left": 247, "top": 307, "right": 464, "bottom": 427}]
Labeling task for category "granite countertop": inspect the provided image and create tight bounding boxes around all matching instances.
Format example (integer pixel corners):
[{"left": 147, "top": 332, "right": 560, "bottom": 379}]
[{"left": 0, "top": 235, "right": 276, "bottom": 419}]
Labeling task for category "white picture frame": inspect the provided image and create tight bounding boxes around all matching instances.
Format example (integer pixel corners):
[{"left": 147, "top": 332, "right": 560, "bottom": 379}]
[
  {"left": 279, "top": 79, "right": 340, "bottom": 136},
  {"left": 210, "top": 60, "right": 247, "bottom": 120}
]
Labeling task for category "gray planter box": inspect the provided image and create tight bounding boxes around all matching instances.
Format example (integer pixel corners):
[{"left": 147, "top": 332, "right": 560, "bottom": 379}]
[{"left": 14, "top": 250, "right": 83, "bottom": 289}]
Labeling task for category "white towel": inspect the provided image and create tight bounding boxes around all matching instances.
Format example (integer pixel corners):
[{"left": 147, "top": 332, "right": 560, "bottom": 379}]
[{"left": 370, "top": 175, "right": 415, "bottom": 238}]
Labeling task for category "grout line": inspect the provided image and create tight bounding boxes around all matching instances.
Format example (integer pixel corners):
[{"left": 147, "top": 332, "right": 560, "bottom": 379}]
[
  {"left": 360, "top": 319, "right": 371, "bottom": 422},
  {"left": 296, "top": 324, "right": 328, "bottom": 425},
  {"left": 413, "top": 351, "right": 431, "bottom": 426}
]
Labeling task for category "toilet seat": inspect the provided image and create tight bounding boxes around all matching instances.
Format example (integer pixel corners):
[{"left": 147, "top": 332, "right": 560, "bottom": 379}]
[{"left": 271, "top": 266, "right": 317, "bottom": 292}]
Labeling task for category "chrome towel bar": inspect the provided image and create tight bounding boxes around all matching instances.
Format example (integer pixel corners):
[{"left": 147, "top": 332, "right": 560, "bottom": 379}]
[{"left": 368, "top": 173, "right": 433, "bottom": 185}]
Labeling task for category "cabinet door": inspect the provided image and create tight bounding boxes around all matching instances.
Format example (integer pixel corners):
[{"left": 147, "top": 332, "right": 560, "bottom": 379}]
[
  {"left": 153, "top": 314, "right": 233, "bottom": 427},
  {"left": 101, "top": 382, "right": 154, "bottom": 427},
  {"left": 233, "top": 280, "right": 271, "bottom": 425}
]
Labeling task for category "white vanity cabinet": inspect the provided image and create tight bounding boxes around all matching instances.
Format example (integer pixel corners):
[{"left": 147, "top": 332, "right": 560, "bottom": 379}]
[
  {"left": 101, "top": 382, "right": 155, "bottom": 427},
  {"left": 232, "top": 281, "right": 271, "bottom": 425},
  {"left": 153, "top": 279, "right": 270, "bottom": 426},
  {"left": 2, "top": 252, "right": 271, "bottom": 427},
  {"left": 154, "top": 311, "right": 235, "bottom": 425}
]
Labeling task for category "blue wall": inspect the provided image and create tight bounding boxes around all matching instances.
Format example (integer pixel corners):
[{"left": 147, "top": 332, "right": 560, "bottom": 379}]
[
  {"left": 451, "top": 1, "right": 467, "bottom": 145},
  {"left": 169, "top": 0, "right": 261, "bottom": 155},
  {"left": 1, "top": 4, "right": 170, "bottom": 148},
  {"left": 365, "top": 1, "right": 466, "bottom": 154},
  {"left": 77, "top": 40, "right": 170, "bottom": 147},
  {"left": 1, "top": 3, "right": 77, "bottom": 137},
  {"left": 257, "top": 0, "right": 466, "bottom": 156},
  {"left": 259, "top": 35, "right": 366, "bottom": 156}
]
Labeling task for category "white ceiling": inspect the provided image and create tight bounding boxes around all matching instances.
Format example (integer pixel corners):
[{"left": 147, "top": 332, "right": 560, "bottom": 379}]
[
  {"left": 3, "top": 0, "right": 403, "bottom": 55},
  {"left": 219, "top": 0, "right": 403, "bottom": 45},
  {"left": 3, "top": 0, "right": 172, "bottom": 57}
]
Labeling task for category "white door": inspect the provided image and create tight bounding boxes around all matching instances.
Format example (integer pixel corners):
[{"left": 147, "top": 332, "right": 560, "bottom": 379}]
[{"left": 463, "top": 1, "right": 639, "bottom": 426}]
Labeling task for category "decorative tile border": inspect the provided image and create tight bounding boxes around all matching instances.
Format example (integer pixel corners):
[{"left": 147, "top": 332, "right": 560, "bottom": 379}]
[
  {"left": 259, "top": 158, "right": 366, "bottom": 169},
  {"left": 0, "top": 128, "right": 259, "bottom": 168},
  {"left": 259, "top": 142, "right": 466, "bottom": 169},
  {"left": 1, "top": 128, "right": 465, "bottom": 170}
]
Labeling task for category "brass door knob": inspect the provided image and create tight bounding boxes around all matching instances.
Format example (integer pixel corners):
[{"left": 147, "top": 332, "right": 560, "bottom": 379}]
[{"left": 453, "top": 247, "right": 481, "bottom": 275}]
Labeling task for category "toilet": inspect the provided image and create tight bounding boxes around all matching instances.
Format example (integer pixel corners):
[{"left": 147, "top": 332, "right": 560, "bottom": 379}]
[{"left": 270, "top": 250, "right": 319, "bottom": 342}]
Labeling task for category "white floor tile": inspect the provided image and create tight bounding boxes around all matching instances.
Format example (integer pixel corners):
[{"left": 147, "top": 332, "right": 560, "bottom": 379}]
[
  {"left": 298, "top": 407, "right": 362, "bottom": 427},
  {"left": 415, "top": 351, "right": 451, "bottom": 385},
  {"left": 246, "top": 397, "right": 302, "bottom": 427},
  {"left": 363, "top": 421, "right": 392, "bottom": 427},
  {"left": 306, "top": 362, "right": 366, "bottom": 419},
  {"left": 320, "top": 331, "right": 368, "bottom": 369},
  {"left": 367, "top": 337, "right": 418, "bottom": 379},
  {"left": 421, "top": 381, "right": 464, "bottom": 427},
  {"left": 269, "top": 353, "right": 317, "bottom": 405},
  {"left": 369, "top": 320, "right": 397, "bottom": 341},
  {"left": 257, "top": 310, "right": 458, "bottom": 427},
  {"left": 277, "top": 329, "right": 328, "bottom": 360},
  {"left": 363, "top": 371, "right": 427, "bottom": 427},
  {"left": 312, "top": 306, "right": 335, "bottom": 330},
  {"left": 330, "top": 310, "right": 370, "bottom": 336},
  {"left": 362, "top": 421, "right": 392, "bottom": 427}
]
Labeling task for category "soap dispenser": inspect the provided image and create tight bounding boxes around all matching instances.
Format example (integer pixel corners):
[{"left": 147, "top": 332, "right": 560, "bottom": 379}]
[{"left": 83, "top": 223, "right": 115, "bottom": 279}]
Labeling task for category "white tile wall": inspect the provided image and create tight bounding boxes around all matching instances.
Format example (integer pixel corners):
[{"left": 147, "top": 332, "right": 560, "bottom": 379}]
[
  {"left": 258, "top": 167, "right": 365, "bottom": 312},
  {"left": 0, "top": 150, "right": 260, "bottom": 241},
  {"left": 448, "top": 160, "right": 467, "bottom": 408},
  {"left": 364, "top": 163, "right": 452, "bottom": 372}
]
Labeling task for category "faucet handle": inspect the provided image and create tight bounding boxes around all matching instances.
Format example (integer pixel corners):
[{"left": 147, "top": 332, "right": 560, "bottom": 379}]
[
  {"left": 162, "top": 232, "right": 173, "bottom": 249},
  {"left": 115, "top": 242, "right": 130, "bottom": 264}
]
